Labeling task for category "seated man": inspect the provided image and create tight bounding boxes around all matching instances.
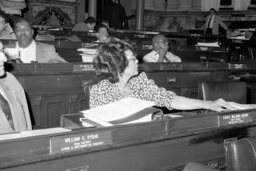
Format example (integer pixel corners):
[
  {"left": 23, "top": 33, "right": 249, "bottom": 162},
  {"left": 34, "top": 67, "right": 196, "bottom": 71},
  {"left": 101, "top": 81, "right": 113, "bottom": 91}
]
[
  {"left": 0, "top": 9, "right": 16, "bottom": 40},
  {"left": 4, "top": 18, "right": 67, "bottom": 63},
  {"left": 143, "top": 34, "right": 181, "bottom": 63},
  {"left": 95, "top": 24, "right": 111, "bottom": 43},
  {"left": 0, "top": 41, "right": 32, "bottom": 134},
  {"left": 72, "top": 16, "right": 96, "bottom": 32}
]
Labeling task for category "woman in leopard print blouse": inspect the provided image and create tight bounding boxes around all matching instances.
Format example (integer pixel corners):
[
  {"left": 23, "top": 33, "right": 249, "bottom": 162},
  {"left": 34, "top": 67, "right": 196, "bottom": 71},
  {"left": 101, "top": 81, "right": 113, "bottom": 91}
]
[{"left": 89, "top": 39, "right": 235, "bottom": 111}]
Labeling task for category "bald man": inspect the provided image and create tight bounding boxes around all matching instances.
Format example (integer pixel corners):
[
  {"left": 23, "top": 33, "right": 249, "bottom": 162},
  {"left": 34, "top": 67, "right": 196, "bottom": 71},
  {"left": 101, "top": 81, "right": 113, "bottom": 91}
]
[{"left": 143, "top": 34, "right": 181, "bottom": 63}]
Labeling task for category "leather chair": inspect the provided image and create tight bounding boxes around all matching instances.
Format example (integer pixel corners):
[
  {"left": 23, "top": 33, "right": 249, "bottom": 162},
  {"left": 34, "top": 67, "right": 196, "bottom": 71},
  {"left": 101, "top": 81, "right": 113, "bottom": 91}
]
[
  {"left": 225, "top": 137, "right": 256, "bottom": 171},
  {"left": 198, "top": 81, "right": 247, "bottom": 104},
  {"left": 183, "top": 137, "right": 256, "bottom": 171}
]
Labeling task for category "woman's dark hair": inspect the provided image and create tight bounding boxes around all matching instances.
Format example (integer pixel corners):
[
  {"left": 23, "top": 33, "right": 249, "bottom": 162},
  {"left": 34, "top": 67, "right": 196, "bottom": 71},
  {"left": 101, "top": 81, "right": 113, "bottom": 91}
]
[
  {"left": 93, "top": 39, "right": 137, "bottom": 83},
  {"left": 95, "top": 23, "right": 108, "bottom": 33},
  {"left": 85, "top": 16, "right": 96, "bottom": 24}
]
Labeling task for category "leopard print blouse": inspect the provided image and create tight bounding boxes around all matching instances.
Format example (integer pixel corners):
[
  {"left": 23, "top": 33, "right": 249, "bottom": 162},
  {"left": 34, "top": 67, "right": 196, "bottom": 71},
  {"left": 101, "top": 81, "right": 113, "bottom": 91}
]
[{"left": 89, "top": 72, "right": 176, "bottom": 109}]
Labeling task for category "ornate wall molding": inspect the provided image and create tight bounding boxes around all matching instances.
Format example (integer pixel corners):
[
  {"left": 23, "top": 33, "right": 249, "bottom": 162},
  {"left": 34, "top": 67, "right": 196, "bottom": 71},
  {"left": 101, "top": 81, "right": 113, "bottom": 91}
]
[{"left": 27, "top": 0, "right": 77, "bottom": 28}]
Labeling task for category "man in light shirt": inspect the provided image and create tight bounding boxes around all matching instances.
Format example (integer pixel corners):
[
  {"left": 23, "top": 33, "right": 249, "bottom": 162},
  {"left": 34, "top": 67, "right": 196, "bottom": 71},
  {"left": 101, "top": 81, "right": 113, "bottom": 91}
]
[
  {"left": 4, "top": 18, "right": 67, "bottom": 63},
  {"left": 143, "top": 34, "right": 181, "bottom": 63}
]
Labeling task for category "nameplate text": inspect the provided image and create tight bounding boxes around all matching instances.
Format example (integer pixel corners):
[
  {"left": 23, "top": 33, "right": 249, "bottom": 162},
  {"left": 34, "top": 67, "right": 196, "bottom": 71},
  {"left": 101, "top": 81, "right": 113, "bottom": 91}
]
[
  {"left": 218, "top": 113, "right": 253, "bottom": 126},
  {"left": 50, "top": 131, "right": 112, "bottom": 154}
]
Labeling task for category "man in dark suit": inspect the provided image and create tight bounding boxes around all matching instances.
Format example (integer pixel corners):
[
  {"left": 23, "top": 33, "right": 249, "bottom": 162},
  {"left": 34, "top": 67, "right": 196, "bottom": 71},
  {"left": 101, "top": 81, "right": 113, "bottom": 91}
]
[
  {"left": 202, "top": 8, "right": 229, "bottom": 35},
  {"left": 4, "top": 18, "right": 67, "bottom": 63},
  {"left": 101, "top": 0, "right": 128, "bottom": 29}
]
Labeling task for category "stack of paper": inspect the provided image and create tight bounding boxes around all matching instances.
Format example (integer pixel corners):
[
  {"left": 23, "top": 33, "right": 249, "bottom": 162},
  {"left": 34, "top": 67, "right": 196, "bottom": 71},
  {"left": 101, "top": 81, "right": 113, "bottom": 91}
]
[
  {"left": 196, "top": 42, "right": 220, "bottom": 47},
  {"left": 78, "top": 48, "right": 98, "bottom": 62},
  {"left": 80, "top": 97, "right": 156, "bottom": 127},
  {"left": 229, "top": 35, "right": 250, "bottom": 40}
]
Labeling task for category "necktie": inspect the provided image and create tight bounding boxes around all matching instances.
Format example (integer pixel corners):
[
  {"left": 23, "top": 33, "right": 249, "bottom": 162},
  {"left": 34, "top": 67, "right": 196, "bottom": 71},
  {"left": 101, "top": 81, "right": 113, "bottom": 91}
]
[
  {"left": 0, "top": 92, "right": 14, "bottom": 130},
  {"left": 164, "top": 56, "right": 171, "bottom": 62},
  {"left": 207, "top": 16, "right": 212, "bottom": 28}
]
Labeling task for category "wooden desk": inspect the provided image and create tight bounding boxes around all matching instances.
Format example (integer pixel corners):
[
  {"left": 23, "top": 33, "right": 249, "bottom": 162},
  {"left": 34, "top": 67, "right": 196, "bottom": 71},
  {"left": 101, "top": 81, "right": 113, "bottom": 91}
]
[
  {"left": 6, "top": 63, "right": 256, "bottom": 129},
  {"left": 0, "top": 38, "right": 229, "bottom": 63},
  {"left": 1, "top": 109, "right": 256, "bottom": 171}
]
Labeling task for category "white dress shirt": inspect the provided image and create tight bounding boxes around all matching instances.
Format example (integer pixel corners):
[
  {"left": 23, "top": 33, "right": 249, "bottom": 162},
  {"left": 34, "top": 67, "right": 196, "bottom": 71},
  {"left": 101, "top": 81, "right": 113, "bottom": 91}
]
[
  {"left": 143, "top": 50, "right": 181, "bottom": 63},
  {"left": 206, "top": 15, "right": 215, "bottom": 28},
  {"left": 16, "top": 40, "right": 36, "bottom": 63}
]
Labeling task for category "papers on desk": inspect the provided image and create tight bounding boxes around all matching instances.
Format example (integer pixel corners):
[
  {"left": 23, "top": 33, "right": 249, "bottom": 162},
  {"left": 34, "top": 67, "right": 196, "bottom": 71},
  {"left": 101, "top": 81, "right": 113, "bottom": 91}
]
[
  {"left": 78, "top": 48, "right": 98, "bottom": 62},
  {"left": 238, "top": 28, "right": 256, "bottom": 32},
  {"left": 80, "top": 97, "right": 156, "bottom": 127},
  {"left": 196, "top": 42, "right": 220, "bottom": 47},
  {"left": 228, "top": 102, "right": 256, "bottom": 110},
  {"left": 229, "top": 35, "right": 250, "bottom": 40},
  {"left": 229, "top": 31, "right": 251, "bottom": 40},
  {"left": 0, "top": 127, "right": 71, "bottom": 141}
]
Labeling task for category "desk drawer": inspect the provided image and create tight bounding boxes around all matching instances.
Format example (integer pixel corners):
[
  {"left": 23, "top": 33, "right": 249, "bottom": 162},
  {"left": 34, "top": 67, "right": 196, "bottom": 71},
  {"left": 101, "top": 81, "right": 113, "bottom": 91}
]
[{"left": 146, "top": 71, "right": 231, "bottom": 86}]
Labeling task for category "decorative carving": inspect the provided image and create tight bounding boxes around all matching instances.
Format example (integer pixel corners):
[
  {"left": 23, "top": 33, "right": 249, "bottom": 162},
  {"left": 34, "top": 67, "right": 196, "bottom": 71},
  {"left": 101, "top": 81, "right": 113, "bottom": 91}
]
[
  {"left": 30, "top": 96, "right": 42, "bottom": 106},
  {"left": 33, "top": 7, "right": 72, "bottom": 27}
]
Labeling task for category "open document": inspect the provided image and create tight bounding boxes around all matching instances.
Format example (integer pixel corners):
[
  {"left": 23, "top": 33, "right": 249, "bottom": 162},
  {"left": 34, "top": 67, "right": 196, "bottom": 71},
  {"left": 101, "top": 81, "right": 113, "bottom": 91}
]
[{"left": 80, "top": 97, "right": 158, "bottom": 127}]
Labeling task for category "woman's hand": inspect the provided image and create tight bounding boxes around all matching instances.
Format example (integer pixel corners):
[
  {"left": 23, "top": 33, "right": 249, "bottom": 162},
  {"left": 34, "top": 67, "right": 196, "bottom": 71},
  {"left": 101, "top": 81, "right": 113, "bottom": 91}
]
[{"left": 208, "top": 98, "right": 238, "bottom": 112}]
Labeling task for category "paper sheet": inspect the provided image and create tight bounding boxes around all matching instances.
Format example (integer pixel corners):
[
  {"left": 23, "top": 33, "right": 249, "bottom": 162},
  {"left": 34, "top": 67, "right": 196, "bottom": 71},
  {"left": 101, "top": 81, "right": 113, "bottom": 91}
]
[
  {"left": 80, "top": 97, "right": 156, "bottom": 126},
  {"left": 228, "top": 102, "right": 256, "bottom": 110},
  {"left": 0, "top": 127, "right": 71, "bottom": 141},
  {"left": 196, "top": 42, "right": 220, "bottom": 47}
]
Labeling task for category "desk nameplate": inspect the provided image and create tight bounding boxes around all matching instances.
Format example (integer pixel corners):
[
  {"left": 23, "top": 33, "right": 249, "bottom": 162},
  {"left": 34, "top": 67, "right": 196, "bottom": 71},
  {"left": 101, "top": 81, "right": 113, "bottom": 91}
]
[
  {"left": 73, "top": 64, "right": 95, "bottom": 72},
  {"left": 218, "top": 112, "right": 253, "bottom": 126},
  {"left": 50, "top": 131, "right": 112, "bottom": 154}
]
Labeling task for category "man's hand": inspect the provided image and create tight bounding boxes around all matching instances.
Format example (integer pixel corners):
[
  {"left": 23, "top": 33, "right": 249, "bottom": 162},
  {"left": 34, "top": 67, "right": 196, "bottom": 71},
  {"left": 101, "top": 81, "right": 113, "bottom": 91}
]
[{"left": 158, "top": 43, "right": 169, "bottom": 62}]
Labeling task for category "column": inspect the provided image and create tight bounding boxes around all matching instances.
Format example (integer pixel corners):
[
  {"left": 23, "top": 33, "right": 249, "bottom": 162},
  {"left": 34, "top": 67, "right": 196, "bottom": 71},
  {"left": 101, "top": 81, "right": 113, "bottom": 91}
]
[
  {"left": 192, "top": 0, "right": 201, "bottom": 10},
  {"left": 178, "top": 0, "right": 193, "bottom": 11},
  {"left": 166, "top": 0, "right": 179, "bottom": 10},
  {"left": 136, "top": 0, "right": 145, "bottom": 30},
  {"left": 88, "top": 0, "right": 97, "bottom": 19},
  {"left": 76, "top": 0, "right": 85, "bottom": 23}
]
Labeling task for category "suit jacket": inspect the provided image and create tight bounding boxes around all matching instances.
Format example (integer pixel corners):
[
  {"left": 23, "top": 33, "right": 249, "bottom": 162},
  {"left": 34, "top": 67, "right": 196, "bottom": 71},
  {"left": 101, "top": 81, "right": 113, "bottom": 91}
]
[
  {"left": 0, "top": 72, "right": 31, "bottom": 134},
  {"left": 72, "top": 22, "right": 89, "bottom": 32},
  {"left": 203, "top": 15, "right": 228, "bottom": 35},
  {"left": 5, "top": 41, "right": 67, "bottom": 63}
]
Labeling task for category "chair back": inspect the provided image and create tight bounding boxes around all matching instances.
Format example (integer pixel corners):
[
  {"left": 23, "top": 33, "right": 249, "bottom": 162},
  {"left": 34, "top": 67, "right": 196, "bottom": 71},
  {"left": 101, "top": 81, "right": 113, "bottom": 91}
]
[
  {"left": 225, "top": 137, "right": 256, "bottom": 171},
  {"left": 198, "top": 81, "right": 247, "bottom": 104}
]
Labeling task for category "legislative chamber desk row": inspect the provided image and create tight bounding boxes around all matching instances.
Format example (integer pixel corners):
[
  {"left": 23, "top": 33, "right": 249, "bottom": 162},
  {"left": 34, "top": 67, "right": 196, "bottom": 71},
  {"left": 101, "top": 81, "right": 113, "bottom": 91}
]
[
  {"left": 47, "top": 29, "right": 256, "bottom": 62},
  {"left": 1, "top": 108, "right": 256, "bottom": 171},
  {"left": 1, "top": 39, "right": 229, "bottom": 63},
  {"left": 8, "top": 62, "right": 256, "bottom": 129}
]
